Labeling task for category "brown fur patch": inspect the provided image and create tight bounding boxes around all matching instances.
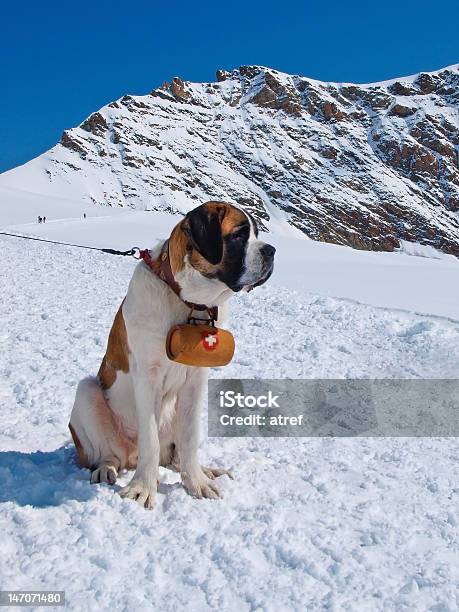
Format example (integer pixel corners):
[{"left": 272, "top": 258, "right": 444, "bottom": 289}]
[
  {"left": 188, "top": 248, "right": 219, "bottom": 276},
  {"left": 219, "top": 203, "right": 247, "bottom": 236},
  {"left": 68, "top": 422, "right": 90, "bottom": 468},
  {"left": 168, "top": 223, "right": 189, "bottom": 276},
  {"left": 98, "top": 303, "right": 130, "bottom": 390}
]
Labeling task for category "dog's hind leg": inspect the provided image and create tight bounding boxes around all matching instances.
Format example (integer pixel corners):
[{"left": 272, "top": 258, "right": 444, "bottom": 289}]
[
  {"left": 89, "top": 458, "right": 120, "bottom": 485},
  {"left": 69, "top": 376, "right": 136, "bottom": 484}
]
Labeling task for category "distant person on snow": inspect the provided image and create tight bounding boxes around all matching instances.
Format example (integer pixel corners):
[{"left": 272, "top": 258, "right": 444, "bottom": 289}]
[
  {"left": 84, "top": 213, "right": 86, "bottom": 219},
  {"left": 43, "top": 216, "right": 46, "bottom": 223},
  {"left": 38, "top": 216, "right": 42, "bottom": 224}
]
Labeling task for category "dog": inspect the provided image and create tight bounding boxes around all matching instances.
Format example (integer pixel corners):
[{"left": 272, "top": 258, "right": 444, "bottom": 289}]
[{"left": 69, "top": 201, "right": 275, "bottom": 508}]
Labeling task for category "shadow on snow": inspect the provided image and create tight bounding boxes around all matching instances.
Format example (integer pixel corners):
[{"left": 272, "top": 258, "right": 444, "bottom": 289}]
[{"left": 0, "top": 445, "right": 96, "bottom": 508}]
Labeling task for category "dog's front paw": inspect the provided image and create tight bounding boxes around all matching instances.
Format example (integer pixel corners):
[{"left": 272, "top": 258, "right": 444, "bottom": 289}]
[
  {"left": 182, "top": 471, "right": 221, "bottom": 500},
  {"left": 119, "top": 477, "right": 156, "bottom": 509}
]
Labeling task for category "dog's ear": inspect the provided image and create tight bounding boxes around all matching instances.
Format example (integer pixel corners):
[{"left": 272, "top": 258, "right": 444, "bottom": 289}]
[{"left": 182, "top": 205, "right": 224, "bottom": 265}]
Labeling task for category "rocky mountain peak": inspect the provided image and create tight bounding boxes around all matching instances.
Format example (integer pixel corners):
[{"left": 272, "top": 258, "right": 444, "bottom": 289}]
[{"left": 2, "top": 63, "right": 459, "bottom": 255}]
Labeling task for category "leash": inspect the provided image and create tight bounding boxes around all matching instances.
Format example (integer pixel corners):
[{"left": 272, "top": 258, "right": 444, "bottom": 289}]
[
  {"left": 0, "top": 230, "right": 140, "bottom": 258},
  {"left": 0, "top": 230, "right": 218, "bottom": 321}
]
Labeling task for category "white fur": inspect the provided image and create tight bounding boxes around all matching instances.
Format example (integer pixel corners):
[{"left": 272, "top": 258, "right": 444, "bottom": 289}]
[
  {"left": 70, "top": 210, "right": 271, "bottom": 509},
  {"left": 239, "top": 237, "right": 266, "bottom": 287},
  {"left": 70, "top": 240, "right": 231, "bottom": 508},
  {"left": 239, "top": 219, "right": 269, "bottom": 287}
]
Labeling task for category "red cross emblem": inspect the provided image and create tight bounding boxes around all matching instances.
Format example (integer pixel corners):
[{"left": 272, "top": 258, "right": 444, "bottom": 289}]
[{"left": 201, "top": 331, "right": 219, "bottom": 351}]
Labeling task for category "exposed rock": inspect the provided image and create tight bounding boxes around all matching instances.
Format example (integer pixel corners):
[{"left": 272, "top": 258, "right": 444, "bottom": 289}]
[
  {"left": 60, "top": 131, "right": 87, "bottom": 157},
  {"left": 341, "top": 85, "right": 392, "bottom": 110},
  {"left": 416, "top": 73, "right": 438, "bottom": 94},
  {"left": 439, "top": 119, "right": 459, "bottom": 145},
  {"left": 80, "top": 112, "right": 108, "bottom": 136},
  {"left": 251, "top": 85, "right": 277, "bottom": 107},
  {"left": 411, "top": 128, "right": 456, "bottom": 161},
  {"left": 377, "top": 138, "right": 439, "bottom": 179},
  {"left": 388, "top": 81, "right": 416, "bottom": 96},
  {"left": 239, "top": 65, "right": 262, "bottom": 79},
  {"left": 149, "top": 89, "right": 174, "bottom": 101},
  {"left": 368, "top": 92, "right": 393, "bottom": 110},
  {"left": 216, "top": 70, "right": 230, "bottom": 82},
  {"left": 322, "top": 101, "right": 346, "bottom": 121},
  {"left": 170, "top": 77, "right": 191, "bottom": 101},
  {"left": 389, "top": 104, "right": 416, "bottom": 118},
  {"left": 320, "top": 146, "right": 338, "bottom": 160},
  {"left": 412, "top": 148, "right": 438, "bottom": 176},
  {"left": 249, "top": 72, "right": 302, "bottom": 116}
]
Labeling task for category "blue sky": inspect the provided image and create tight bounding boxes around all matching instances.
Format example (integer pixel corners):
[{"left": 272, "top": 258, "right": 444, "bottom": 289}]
[{"left": 1, "top": 0, "right": 458, "bottom": 173}]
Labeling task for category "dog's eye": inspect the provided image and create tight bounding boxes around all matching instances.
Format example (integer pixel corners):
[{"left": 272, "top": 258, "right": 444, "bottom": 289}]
[{"left": 229, "top": 227, "right": 249, "bottom": 242}]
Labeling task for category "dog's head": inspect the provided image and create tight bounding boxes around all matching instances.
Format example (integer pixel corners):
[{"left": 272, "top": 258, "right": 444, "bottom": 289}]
[{"left": 170, "top": 202, "right": 275, "bottom": 295}]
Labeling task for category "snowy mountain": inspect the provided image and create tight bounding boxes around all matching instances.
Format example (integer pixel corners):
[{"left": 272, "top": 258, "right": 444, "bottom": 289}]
[{"left": 1, "top": 64, "right": 459, "bottom": 254}]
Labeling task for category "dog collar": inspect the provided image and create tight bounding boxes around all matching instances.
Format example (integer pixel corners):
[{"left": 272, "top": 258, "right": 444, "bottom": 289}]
[{"left": 139, "top": 241, "right": 218, "bottom": 322}]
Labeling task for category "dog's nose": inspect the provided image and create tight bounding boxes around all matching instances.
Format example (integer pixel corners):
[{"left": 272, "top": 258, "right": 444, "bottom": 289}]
[{"left": 261, "top": 244, "right": 276, "bottom": 259}]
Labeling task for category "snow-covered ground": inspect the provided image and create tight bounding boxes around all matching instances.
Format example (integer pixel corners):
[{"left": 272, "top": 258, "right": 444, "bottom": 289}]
[
  {"left": 0, "top": 198, "right": 458, "bottom": 610},
  {"left": 2, "top": 185, "right": 458, "bottom": 320}
]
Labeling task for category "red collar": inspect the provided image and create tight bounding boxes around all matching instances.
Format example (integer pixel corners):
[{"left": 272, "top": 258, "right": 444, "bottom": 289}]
[{"left": 139, "top": 241, "right": 218, "bottom": 322}]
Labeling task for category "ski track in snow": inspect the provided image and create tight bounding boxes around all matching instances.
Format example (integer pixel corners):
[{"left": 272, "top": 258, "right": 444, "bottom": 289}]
[{"left": 0, "top": 235, "right": 458, "bottom": 611}]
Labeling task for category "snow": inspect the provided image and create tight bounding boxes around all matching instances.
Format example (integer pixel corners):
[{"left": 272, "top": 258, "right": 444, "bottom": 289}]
[
  {"left": 358, "top": 62, "right": 459, "bottom": 88},
  {"left": 3, "top": 202, "right": 458, "bottom": 320},
  {"left": 0, "top": 199, "right": 458, "bottom": 610}
]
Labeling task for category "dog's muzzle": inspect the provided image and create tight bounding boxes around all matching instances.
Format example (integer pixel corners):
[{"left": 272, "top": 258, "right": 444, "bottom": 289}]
[{"left": 243, "top": 243, "right": 276, "bottom": 292}]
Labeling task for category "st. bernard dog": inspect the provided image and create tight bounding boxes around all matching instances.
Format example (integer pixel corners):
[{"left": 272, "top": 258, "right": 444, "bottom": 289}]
[{"left": 69, "top": 201, "right": 275, "bottom": 508}]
